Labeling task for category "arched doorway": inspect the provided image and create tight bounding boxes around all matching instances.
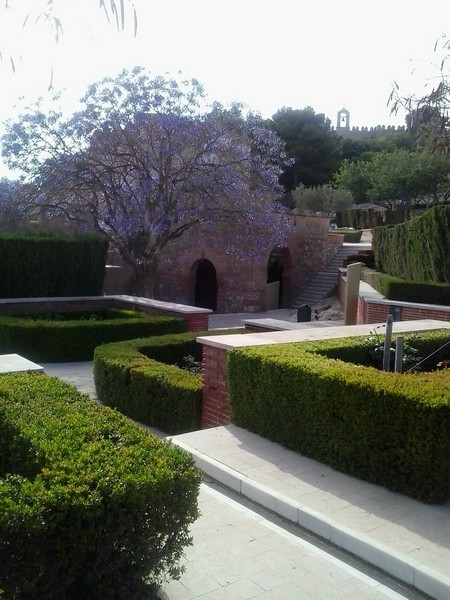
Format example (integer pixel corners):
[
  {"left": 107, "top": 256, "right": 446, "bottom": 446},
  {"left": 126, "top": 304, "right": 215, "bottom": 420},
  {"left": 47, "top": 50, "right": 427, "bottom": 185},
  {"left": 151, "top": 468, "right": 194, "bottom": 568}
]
[
  {"left": 195, "top": 259, "right": 218, "bottom": 310},
  {"left": 266, "top": 247, "right": 292, "bottom": 309}
]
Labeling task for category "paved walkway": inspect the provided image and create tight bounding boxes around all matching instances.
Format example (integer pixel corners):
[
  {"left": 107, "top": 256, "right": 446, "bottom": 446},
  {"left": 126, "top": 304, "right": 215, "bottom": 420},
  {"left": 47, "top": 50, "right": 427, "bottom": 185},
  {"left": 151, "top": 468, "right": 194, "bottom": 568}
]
[
  {"left": 159, "top": 480, "right": 426, "bottom": 600},
  {"left": 172, "top": 426, "right": 450, "bottom": 600}
]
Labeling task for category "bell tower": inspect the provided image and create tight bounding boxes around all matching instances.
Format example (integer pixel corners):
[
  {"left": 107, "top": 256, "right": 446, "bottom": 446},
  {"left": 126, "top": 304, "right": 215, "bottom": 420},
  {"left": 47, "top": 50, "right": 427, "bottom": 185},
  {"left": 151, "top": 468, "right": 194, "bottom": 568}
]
[{"left": 337, "top": 107, "right": 350, "bottom": 131}]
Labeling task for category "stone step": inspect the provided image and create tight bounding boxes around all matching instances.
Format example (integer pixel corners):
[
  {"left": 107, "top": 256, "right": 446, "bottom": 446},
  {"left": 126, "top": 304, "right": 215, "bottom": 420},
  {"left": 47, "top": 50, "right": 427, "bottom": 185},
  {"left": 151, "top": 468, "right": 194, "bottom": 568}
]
[{"left": 293, "top": 243, "right": 371, "bottom": 307}]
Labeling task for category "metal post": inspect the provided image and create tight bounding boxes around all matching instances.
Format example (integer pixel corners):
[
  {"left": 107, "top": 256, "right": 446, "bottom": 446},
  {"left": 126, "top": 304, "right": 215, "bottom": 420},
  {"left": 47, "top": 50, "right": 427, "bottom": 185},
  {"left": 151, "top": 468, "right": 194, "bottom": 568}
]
[
  {"left": 383, "top": 315, "right": 393, "bottom": 372},
  {"left": 394, "top": 336, "right": 404, "bottom": 373}
]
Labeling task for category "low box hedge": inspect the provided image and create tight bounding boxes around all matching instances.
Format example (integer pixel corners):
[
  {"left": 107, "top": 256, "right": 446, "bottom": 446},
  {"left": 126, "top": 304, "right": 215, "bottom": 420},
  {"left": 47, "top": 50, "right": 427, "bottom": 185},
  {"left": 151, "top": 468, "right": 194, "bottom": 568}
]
[
  {"left": 0, "top": 373, "right": 201, "bottom": 599},
  {"left": 228, "top": 331, "right": 450, "bottom": 503},
  {"left": 0, "top": 309, "right": 187, "bottom": 362},
  {"left": 94, "top": 329, "right": 244, "bottom": 434},
  {"left": 329, "top": 228, "right": 363, "bottom": 243},
  {"left": 361, "top": 268, "right": 450, "bottom": 305},
  {"left": 94, "top": 332, "right": 204, "bottom": 434}
]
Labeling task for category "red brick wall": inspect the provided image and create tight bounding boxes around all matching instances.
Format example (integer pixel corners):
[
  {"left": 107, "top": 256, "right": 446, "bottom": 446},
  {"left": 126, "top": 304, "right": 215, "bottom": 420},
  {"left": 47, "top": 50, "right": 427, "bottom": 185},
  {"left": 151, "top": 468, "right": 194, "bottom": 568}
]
[
  {"left": 200, "top": 344, "right": 231, "bottom": 428},
  {"left": 105, "top": 213, "right": 334, "bottom": 314},
  {"left": 357, "top": 297, "right": 450, "bottom": 324},
  {"left": 184, "top": 313, "right": 209, "bottom": 331}
]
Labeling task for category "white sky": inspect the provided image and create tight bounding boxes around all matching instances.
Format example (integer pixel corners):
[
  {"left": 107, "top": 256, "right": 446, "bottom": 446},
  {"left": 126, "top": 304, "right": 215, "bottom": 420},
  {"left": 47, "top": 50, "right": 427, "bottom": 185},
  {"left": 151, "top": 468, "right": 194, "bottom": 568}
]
[{"left": 0, "top": 0, "right": 448, "bottom": 175}]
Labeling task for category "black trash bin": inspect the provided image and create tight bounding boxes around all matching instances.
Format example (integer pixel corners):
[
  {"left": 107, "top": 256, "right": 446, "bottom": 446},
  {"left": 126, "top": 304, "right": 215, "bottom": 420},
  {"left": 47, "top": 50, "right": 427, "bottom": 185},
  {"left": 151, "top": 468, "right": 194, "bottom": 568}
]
[{"left": 297, "top": 304, "right": 311, "bottom": 322}]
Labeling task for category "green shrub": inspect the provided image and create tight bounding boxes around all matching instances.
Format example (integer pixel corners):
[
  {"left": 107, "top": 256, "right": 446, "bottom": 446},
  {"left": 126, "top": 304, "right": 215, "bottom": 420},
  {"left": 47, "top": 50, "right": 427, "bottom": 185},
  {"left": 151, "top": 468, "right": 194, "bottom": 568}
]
[
  {"left": 0, "top": 373, "right": 201, "bottom": 599},
  {"left": 0, "top": 310, "right": 187, "bottom": 362},
  {"left": 329, "top": 228, "right": 362, "bottom": 243},
  {"left": 0, "top": 232, "right": 108, "bottom": 298},
  {"left": 373, "top": 205, "right": 450, "bottom": 283},
  {"left": 94, "top": 329, "right": 244, "bottom": 434},
  {"left": 360, "top": 268, "right": 450, "bottom": 305},
  {"left": 94, "top": 333, "right": 204, "bottom": 434},
  {"left": 228, "top": 332, "right": 450, "bottom": 503}
]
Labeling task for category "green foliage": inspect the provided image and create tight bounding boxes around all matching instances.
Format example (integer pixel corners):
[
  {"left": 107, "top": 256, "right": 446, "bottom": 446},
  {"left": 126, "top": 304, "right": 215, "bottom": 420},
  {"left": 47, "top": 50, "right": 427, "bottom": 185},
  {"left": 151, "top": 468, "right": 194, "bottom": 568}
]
[
  {"left": 361, "top": 328, "right": 422, "bottom": 371},
  {"left": 228, "top": 332, "right": 450, "bottom": 503},
  {"left": 94, "top": 328, "right": 244, "bottom": 434},
  {"left": 292, "top": 183, "right": 353, "bottom": 215},
  {"left": 0, "top": 373, "right": 201, "bottom": 599},
  {"left": 269, "top": 106, "right": 343, "bottom": 191},
  {"left": 359, "top": 266, "right": 450, "bottom": 303},
  {"left": 0, "top": 232, "right": 108, "bottom": 298},
  {"left": 379, "top": 277, "right": 450, "bottom": 304},
  {"left": 336, "top": 207, "right": 385, "bottom": 229},
  {"left": 0, "top": 310, "right": 187, "bottom": 362},
  {"left": 334, "top": 149, "right": 450, "bottom": 209},
  {"left": 329, "top": 228, "right": 363, "bottom": 243},
  {"left": 180, "top": 354, "right": 202, "bottom": 374},
  {"left": 94, "top": 333, "right": 204, "bottom": 434},
  {"left": 373, "top": 205, "right": 450, "bottom": 283}
]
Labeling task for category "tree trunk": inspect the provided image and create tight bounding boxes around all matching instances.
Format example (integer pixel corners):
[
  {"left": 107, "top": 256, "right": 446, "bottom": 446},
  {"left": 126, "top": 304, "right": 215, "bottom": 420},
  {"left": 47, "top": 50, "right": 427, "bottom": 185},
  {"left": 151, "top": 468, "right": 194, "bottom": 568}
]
[{"left": 140, "top": 258, "right": 158, "bottom": 299}]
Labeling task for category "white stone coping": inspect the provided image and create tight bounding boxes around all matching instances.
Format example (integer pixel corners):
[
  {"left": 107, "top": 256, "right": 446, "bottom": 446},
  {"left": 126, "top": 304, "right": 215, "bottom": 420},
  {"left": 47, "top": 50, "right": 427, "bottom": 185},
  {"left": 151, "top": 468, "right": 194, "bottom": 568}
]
[
  {"left": 0, "top": 354, "right": 44, "bottom": 374},
  {"left": 358, "top": 280, "right": 450, "bottom": 313},
  {"left": 242, "top": 318, "right": 342, "bottom": 332},
  {"left": 0, "top": 295, "right": 212, "bottom": 316},
  {"left": 197, "top": 319, "right": 450, "bottom": 350},
  {"left": 106, "top": 295, "right": 212, "bottom": 315}
]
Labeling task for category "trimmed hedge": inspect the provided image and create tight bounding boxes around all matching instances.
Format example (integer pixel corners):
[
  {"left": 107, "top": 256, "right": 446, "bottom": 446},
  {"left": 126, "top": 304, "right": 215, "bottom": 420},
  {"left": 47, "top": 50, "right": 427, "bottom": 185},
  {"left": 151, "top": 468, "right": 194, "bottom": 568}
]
[
  {"left": 94, "top": 332, "right": 204, "bottom": 434},
  {"left": 361, "top": 268, "right": 450, "bottom": 305},
  {"left": 329, "top": 228, "right": 362, "bottom": 243},
  {"left": 228, "top": 331, "right": 450, "bottom": 503},
  {"left": 373, "top": 205, "right": 450, "bottom": 283},
  {"left": 94, "top": 329, "right": 244, "bottom": 434},
  {"left": 0, "top": 310, "right": 187, "bottom": 362},
  {"left": 0, "top": 373, "right": 201, "bottom": 599},
  {"left": 0, "top": 232, "right": 108, "bottom": 298}
]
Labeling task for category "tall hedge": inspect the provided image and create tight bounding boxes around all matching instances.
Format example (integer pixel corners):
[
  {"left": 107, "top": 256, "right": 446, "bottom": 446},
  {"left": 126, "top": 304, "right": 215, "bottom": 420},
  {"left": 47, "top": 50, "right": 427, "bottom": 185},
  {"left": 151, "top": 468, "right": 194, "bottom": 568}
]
[
  {"left": 0, "top": 233, "right": 108, "bottom": 297},
  {"left": 373, "top": 205, "right": 450, "bottom": 283}
]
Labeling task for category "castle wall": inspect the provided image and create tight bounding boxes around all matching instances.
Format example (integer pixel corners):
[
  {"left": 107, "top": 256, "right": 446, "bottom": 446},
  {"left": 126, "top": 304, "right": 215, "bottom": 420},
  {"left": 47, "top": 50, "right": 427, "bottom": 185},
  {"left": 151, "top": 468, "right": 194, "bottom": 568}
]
[{"left": 335, "top": 124, "right": 406, "bottom": 140}]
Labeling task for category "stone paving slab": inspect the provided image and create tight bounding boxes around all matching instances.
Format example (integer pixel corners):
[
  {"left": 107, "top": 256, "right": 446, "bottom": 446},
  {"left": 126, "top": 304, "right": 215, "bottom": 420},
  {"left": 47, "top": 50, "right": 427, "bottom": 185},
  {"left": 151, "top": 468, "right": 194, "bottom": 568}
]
[{"left": 171, "top": 425, "right": 450, "bottom": 600}]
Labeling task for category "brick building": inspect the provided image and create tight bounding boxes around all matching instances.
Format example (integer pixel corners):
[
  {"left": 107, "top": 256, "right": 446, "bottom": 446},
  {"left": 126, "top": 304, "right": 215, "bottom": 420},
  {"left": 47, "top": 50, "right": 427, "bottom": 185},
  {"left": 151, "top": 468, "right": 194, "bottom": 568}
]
[{"left": 105, "top": 211, "right": 343, "bottom": 313}]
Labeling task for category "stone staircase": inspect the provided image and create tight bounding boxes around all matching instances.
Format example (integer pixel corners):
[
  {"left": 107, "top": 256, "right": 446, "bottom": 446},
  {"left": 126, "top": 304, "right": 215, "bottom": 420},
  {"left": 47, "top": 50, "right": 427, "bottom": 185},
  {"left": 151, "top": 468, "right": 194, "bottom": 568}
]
[{"left": 293, "top": 243, "right": 368, "bottom": 307}]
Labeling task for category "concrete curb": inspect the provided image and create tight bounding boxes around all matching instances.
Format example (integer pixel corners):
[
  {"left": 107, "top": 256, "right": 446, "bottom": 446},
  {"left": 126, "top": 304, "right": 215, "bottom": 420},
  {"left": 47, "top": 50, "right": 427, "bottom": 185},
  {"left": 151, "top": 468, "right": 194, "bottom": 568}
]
[{"left": 172, "top": 439, "right": 450, "bottom": 600}]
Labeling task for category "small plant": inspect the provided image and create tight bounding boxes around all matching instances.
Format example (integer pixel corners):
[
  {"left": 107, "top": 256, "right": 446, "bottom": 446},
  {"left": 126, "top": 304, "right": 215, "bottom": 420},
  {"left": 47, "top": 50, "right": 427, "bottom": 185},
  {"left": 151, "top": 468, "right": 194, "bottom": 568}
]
[
  {"left": 363, "top": 327, "right": 422, "bottom": 372},
  {"left": 180, "top": 354, "right": 202, "bottom": 374}
]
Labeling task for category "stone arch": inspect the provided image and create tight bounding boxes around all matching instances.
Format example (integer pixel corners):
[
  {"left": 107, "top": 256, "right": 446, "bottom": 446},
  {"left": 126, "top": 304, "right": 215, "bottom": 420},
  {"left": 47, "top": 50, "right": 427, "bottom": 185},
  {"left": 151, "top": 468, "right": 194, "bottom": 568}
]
[
  {"left": 193, "top": 259, "right": 218, "bottom": 311},
  {"left": 266, "top": 247, "right": 292, "bottom": 309}
]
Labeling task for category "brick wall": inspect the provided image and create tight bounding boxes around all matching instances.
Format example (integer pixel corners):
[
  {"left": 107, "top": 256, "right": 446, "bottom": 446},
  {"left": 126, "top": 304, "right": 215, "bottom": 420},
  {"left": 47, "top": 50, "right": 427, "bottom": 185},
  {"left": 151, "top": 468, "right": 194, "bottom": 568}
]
[
  {"left": 105, "top": 213, "right": 334, "bottom": 314},
  {"left": 200, "top": 344, "right": 231, "bottom": 428},
  {"left": 184, "top": 313, "right": 209, "bottom": 331},
  {"left": 357, "top": 297, "right": 450, "bottom": 324}
]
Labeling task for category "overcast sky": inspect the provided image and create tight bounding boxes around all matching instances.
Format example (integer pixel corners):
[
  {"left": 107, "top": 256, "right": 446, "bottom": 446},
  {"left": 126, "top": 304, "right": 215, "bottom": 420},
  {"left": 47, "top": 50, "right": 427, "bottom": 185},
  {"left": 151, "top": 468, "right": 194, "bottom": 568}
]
[{"left": 0, "top": 0, "right": 448, "bottom": 159}]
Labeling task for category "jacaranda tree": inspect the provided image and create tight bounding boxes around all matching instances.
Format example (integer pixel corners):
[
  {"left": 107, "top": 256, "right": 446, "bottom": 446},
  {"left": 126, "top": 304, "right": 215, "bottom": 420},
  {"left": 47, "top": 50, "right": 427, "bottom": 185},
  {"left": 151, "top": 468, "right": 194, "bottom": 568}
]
[
  {"left": 0, "top": 177, "right": 26, "bottom": 231},
  {"left": 1, "top": 67, "right": 293, "bottom": 295}
]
